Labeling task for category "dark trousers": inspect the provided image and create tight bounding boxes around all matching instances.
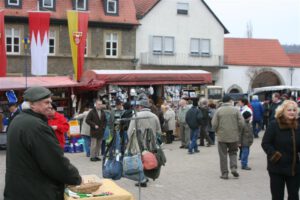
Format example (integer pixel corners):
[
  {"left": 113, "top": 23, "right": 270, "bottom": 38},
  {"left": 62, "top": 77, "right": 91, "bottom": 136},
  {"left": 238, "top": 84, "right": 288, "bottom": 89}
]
[
  {"left": 166, "top": 130, "right": 173, "bottom": 144},
  {"left": 269, "top": 172, "right": 300, "bottom": 200},
  {"left": 199, "top": 125, "right": 213, "bottom": 146}
]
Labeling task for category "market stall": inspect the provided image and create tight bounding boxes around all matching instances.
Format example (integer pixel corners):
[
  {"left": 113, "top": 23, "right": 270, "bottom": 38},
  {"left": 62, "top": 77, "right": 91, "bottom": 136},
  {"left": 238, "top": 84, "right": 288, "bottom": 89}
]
[
  {"left": 0, "top": 76, "right": 79, "bottom": 148},
  {"left": 79, "top": 69, "right": 212, "bottom": 107}
]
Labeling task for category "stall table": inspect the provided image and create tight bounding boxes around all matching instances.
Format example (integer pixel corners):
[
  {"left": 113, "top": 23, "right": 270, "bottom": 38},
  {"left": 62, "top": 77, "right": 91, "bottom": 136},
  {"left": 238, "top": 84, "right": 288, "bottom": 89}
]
[{"left": 64, "top": 175, "right": 134, "bottom": 200}]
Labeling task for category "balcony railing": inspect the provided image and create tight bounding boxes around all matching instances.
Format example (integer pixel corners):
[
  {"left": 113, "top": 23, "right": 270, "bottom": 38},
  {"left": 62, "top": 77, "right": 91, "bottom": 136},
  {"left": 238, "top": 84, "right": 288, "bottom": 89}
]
[{"left": 140, "top": 52, "right": 224, "bottom": 67}]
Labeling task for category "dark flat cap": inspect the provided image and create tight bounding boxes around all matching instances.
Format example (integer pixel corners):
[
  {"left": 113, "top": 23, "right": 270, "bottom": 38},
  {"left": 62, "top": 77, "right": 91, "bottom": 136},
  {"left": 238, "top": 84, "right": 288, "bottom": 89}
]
[
  {"left": 222, "top": 95, "right": 232, "bottom": 103},
  {"left": 23, "top": 87, "right": 52, "bottom": 102}
]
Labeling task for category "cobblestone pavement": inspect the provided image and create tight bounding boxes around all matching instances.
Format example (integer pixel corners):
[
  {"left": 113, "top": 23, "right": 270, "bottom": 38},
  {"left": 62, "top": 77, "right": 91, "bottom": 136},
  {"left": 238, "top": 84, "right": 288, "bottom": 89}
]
[{"left": 0, "top": 132, "right": 274, "bottom": 200}]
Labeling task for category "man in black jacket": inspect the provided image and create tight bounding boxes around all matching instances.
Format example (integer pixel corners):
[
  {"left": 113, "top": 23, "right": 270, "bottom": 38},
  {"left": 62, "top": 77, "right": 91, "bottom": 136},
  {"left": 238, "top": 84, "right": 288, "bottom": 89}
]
[
  {"left": 185, "top": 99, "right": 203, "bottom": 154},
  {"left": 4, "top": 86, "right": 81, "bottom": 200}
]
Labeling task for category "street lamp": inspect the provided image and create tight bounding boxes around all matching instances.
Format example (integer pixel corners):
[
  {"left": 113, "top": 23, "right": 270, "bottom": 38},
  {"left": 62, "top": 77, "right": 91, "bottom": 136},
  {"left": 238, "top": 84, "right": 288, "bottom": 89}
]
[{"left": 22, "top": 37, "right": 30, "bottom": 88}]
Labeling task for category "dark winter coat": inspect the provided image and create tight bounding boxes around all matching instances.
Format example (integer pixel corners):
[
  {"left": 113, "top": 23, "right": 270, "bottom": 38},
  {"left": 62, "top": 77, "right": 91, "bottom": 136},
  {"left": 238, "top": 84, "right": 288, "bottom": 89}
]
[
  {"left": 185, "top": 106, "right": 203, "bottom": 130},
  {"left": 4, "top": 109, "right": 81, "bottom": 200},
  {"left": 262, "top": 117, "right": 300, "bottom": 176},
  {"left": 269, "top": 101, "right": 282, "bottom": 122},
  {"left": 86, "top": 108, "right": 107, "bottom": 139},
  {"left": 239, "top": 121, "right": 254, "bottom": 147}
]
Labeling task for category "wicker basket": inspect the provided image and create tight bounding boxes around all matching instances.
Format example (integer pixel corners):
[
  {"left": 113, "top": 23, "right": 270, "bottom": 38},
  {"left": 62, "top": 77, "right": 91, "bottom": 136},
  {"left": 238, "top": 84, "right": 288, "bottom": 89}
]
[{"left": 68, "top": 182, "right": 102, "bottom": 194}]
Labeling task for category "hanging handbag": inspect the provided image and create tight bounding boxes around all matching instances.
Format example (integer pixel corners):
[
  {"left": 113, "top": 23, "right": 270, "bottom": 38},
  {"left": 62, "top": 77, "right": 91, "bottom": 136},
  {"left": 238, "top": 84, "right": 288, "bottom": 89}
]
[
  {"left": 141, "top": 129, "right": 158, "bottom": 170},
  {"left": 123, "top": 129, "right": 145, "bottom": 181},
  {"left": 102, "top": 132, "right": 123, "bottom": 180}
]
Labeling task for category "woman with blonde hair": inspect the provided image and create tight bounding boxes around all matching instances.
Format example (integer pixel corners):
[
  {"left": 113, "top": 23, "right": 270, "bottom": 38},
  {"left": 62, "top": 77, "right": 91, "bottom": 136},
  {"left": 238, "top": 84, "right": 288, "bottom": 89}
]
[{"left": 262, "top": 100, "right": 300, "bottom": 200}]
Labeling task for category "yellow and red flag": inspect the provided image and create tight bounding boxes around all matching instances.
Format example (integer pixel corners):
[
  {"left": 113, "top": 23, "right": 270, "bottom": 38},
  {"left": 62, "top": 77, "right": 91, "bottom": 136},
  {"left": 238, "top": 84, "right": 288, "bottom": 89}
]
[
  {"left": 0, "top": 10, "right": 7, "bottom": 77},
  {"left": 67, "top": 10, "right": 88, "bottom": 81}
]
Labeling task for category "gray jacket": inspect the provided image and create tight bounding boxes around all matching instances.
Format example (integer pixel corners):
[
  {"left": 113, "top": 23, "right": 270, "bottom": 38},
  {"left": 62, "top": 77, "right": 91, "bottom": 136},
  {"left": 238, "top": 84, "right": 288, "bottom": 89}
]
[
  {"left": 239, "top": 121, "right": 254, "bottom": 147},
  {"left": 127, "top": 108, "right": 161, "bottom": 140},
  {"left": 212, "top": 103, "right": 244, "bottom": 143}
]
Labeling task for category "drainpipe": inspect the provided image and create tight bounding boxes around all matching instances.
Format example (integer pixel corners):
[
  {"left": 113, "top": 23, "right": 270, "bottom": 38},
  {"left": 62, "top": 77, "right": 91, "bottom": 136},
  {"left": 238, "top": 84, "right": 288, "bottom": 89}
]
[{"left": 289, "top": 67, "right": 295, "bottom": 86}]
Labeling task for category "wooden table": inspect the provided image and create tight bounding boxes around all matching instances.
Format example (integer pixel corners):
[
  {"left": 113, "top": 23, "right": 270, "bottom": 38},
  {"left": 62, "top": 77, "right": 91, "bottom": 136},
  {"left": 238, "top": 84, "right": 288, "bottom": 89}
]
[{"left": 64, "top": 175, "right": 135, "bottom": 200}]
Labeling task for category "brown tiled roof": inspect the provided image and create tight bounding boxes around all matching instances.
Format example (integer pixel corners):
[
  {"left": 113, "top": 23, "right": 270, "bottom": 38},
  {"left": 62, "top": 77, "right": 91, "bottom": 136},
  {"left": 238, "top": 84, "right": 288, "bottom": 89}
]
[
  {"left": 1, "top": 0, "right": 139, "bottom": 25},
  {"left": 288, "top": 53, "right": 300, "bottom": 67},
  {"left": 133, "top": 0, "right": 160, "bottom": 19},
  {"left": 224, "top": 38, "right": 293, "bottom": 67}
]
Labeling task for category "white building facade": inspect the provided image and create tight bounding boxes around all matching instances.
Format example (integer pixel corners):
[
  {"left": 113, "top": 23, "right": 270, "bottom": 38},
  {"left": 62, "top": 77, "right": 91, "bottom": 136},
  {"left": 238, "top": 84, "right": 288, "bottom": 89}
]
[{"left": 135, "top": 0, "right": 228, "bottom": 82}]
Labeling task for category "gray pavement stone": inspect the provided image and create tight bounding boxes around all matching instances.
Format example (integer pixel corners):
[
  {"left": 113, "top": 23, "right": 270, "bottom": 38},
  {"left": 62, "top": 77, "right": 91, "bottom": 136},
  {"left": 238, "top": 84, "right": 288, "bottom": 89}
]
[{"left": 0, "top": 132, "right": 274, "bottom": 200}]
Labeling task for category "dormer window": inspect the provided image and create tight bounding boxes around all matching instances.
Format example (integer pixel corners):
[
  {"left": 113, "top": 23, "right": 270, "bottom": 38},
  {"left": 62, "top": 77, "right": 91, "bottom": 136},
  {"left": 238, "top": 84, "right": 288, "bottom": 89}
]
[
  {"left": 40, "top": 0, "right": 55, "bottom": 11},
  {"left": 177, "top": 3, "right": 189, "bottom": 15},
  {"left": 74, "top": 0, "right": 87, "bottom": 11},
  {"left": 5, "top": 0, "right": 22, "bottom": 8},
  {"left": 106, "top": 0, "right": 118, "bottom": 15}
]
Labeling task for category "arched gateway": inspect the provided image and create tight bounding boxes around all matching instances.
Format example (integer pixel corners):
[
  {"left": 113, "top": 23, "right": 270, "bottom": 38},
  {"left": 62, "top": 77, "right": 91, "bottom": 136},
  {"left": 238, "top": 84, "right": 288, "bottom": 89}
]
[{"left": 249, "top": 68, "right": 285, "bottom": 90}]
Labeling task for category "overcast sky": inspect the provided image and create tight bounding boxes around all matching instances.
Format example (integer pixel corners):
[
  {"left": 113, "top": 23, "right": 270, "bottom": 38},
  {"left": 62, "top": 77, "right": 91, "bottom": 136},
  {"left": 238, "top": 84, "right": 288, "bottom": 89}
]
[{"left": 205, "top": 0, "right": 300, "bottom": 45}]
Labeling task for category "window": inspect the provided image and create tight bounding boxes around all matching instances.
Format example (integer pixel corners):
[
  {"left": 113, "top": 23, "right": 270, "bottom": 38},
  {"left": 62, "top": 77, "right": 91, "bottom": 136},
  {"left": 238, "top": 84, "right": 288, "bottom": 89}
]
[
  {"left": 5, "top": 0, "right": 22, "bottom": 8},
  {"left": 107, "top": 0, "right": 117, "bottom": 14},
  {"left": 49, "top": 30, "right": 55, "bottom": 55},
  {"left": 164, "top": 37, "right": 174, "bottom": 54},
  {"left": 190, "top": 38, "right": 211, "bottom": 56},
  {"left": 84, "top": 37, "right": 88, "bottom": 57},
  {"left": 75, "top": 0, "right": 87, "bottom": 11},
  {"left": 43, "top": 0, "right": 53, "bottom": 8},
  {"left": 177, "top": 3, "right": 188, "bottom": 15},
  {"left": 152, "top": 36, "right": 175, "bottom": 55},
  {"left": 190, "top": 38, "right": 200, "bottom": 56},
  {"left": 200, "top": 39, "right": 210, "bottom": 56},
  {"left": 6, "top": 28, "right": 20, "bottom": 54},
  {"left": 105, "top": 33, "right": 118, "bottom": 57},
  {"left": 152, "top": 36, "right": 163, "bottom": 54}
]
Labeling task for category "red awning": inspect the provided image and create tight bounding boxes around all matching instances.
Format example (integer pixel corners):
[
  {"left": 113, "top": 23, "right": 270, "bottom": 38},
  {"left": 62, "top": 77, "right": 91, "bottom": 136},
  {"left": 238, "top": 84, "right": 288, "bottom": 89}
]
[
  {"left": 0, "top": 76, "right": 79, "bottom": 91},
  {"left": 80, "top": 70, "right": 212, "bottom": 88}
]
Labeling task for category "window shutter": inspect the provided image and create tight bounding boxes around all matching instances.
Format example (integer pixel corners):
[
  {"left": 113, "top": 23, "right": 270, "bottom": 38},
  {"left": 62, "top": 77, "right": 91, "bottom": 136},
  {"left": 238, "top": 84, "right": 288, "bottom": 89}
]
[
  {"left": 164, "top": 37, "right": 174, "bottom": 54},
  {"left": 190, "top": 38, "right": 200, "bottom": 55},
  {"left": 201, "top": 39, "right": 210, "bottom": 56},
  {"left": 152, "top": 36, "right": 163, "bottom": 54}
]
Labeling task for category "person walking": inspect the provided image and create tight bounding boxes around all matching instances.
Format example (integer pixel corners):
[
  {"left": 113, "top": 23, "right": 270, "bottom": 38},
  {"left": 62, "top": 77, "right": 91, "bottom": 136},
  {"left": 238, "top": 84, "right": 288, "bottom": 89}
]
[
  {"left": 185, "top": 99, "right": 203, "bottom": 154},
  {"left": 73, "top": 103, "right": 93, "bottom": 157},
  {"left": 163, "top": 104, "right": 176, "bottom": 144},
  {"left": 212, "top": 95, "right": 244, "bottom": 179},
  {"left": 198, "top": 98, "right": 213, "bottom": 147},
  {"left": 262, "top": 100, "right": 300, "bottom": 200},
  {"left": 86, "top": 99, "right": 107, "bottom": 162},
  {"left": 250, "top": 95, "right": 264, "bottom": 138},
  {"left": 48, "top": 102, "right": 70, "bottom": 149},
  {"left": 4, "top": 86, "right": 81, "bottom": 200},
  {"left": 269, "top": 92, "right": 282, "bottom": 123},
  {"left": 178, "top": 99, "right": 190, "bottom": 149},
  {"left": 127, "top": 94, "right": 161, "bottom": 187},
  {"left": 239, "top": 111, "right": 254, "bottom": 170},
  {"left": 207, "top": 102, "right": 216, "bottom": 145}
]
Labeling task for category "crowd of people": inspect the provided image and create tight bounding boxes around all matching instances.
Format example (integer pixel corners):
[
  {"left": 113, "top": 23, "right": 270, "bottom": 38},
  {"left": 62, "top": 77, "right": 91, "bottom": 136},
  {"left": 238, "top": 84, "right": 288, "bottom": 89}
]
[{"left": 3, "top": 86, "right": 300, "bottom": 199}]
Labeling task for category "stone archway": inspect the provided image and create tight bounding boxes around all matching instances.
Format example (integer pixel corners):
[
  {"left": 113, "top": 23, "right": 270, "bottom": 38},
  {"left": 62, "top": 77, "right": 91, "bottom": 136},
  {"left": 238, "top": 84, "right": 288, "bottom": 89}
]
[
  {"left": 227, "top": 84, "right": 243, "bottom": 93},
  {"left": 248, "top": 68, "right": 285, "bottom": 91}
]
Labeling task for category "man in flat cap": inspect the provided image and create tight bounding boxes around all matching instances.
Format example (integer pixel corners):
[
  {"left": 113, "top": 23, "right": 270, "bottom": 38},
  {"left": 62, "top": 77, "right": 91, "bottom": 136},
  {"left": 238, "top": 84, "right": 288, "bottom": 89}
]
[
  {"left": 212, "top": 95, "right": 244, "bottom": 180},
  {"left": 4, "top": 86, "right": 81, "bottom": 200}
]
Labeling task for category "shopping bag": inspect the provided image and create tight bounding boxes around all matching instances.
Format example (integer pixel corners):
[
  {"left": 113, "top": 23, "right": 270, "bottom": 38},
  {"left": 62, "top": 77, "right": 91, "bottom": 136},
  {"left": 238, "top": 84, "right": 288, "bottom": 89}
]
[{"left": 102, "top": 132, "right": 123, "bottom": 180}]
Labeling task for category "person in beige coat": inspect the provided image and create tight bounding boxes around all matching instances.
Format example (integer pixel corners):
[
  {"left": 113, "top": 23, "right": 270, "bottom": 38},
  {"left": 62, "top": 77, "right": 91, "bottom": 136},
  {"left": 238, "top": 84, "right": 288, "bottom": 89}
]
[
  {"left": 163, "top": 105, "right": 176, "bottom": 144},
  {"left": 212, "top": 95, "right": 244, "bottom": 179}
]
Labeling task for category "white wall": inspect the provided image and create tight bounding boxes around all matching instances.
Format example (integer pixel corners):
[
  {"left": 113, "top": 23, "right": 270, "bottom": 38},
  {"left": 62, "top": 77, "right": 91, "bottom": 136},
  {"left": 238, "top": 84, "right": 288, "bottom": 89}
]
[
  {"left": 217, "top": 65, "right": 300, "bottom": 93},
  {"left": 136, "top": 0, "right": 225, "bottom": 67}
]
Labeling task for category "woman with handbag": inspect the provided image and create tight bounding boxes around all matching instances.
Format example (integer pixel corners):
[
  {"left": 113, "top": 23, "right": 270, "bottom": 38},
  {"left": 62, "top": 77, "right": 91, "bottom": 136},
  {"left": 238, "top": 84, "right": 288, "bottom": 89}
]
[{"left": 262, "top": 100, "right": 300, "bottom": 200}]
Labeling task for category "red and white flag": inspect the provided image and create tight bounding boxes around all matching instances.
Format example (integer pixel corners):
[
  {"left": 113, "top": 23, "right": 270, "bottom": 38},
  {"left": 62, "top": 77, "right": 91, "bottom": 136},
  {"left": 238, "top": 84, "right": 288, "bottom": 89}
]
[
  {"left": 29, "top": 12, "right": 50, "bottom": 75},
  {"left": 0, "top": 10, "right": 7, "bottom": 77}
]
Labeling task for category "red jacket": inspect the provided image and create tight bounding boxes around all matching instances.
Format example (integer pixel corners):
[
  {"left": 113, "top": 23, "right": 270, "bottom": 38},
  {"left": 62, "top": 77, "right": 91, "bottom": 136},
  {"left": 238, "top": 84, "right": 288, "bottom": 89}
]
[{"left": 48, "top": 112, "right": 69, "bottom": 149}]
